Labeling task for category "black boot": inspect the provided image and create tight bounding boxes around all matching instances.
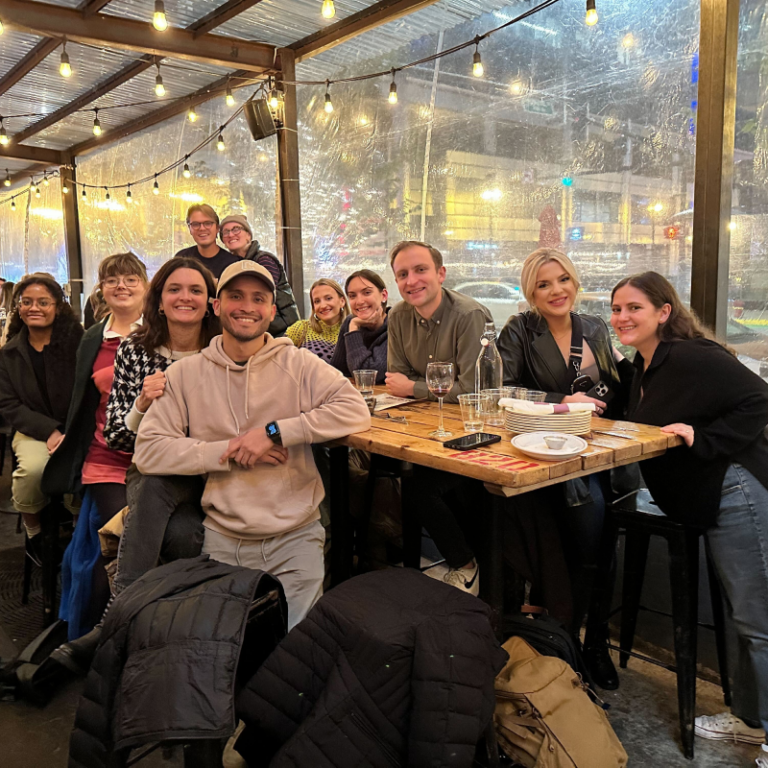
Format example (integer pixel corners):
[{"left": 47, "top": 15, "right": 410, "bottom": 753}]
[
  {"left": 50, "top": 625, "right": 102, "bottom": 676},
  {"left": 582, "top": 624, "right": 619, "bottom": 690}
]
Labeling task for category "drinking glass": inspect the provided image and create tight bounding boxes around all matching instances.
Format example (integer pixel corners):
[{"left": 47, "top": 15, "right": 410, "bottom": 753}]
[
  {"left": 458, "top": 394, "right": 485, "bottom": 432},
  {"left": 525, "top": 390, "right": 547, "bottom": 402},
  {"left": 353, "top": 369, "right": 377, "bottom": 413},
  {"left": 426, "top": 362, "right": 454, "bottom": 438},
  {"left": 509, "top": 387, "right": 529, "bottom": 400},
  {"left": 481, "top": 388, "right": 506, "bottom": 427}
]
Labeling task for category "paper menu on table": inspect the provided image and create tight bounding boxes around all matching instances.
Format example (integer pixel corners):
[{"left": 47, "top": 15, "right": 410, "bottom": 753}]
[{"left": 373, "top": 394, "right": 425, "bottom": 411}]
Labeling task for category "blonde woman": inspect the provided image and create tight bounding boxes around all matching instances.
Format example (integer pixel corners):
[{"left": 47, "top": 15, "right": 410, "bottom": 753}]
[
  {"left": 286, "top": 278, "right": 350, "bottom": 362},
  {"left": 497, "top": 248, "right": 635, "bottom": 691}
]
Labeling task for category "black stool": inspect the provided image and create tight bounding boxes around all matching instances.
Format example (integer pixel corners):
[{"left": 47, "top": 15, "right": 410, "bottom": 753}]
[{"left": 606, "top": 489, "right": 730, "bottom": 760}]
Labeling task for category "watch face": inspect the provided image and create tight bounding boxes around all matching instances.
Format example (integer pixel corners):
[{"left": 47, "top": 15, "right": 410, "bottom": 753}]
[{"left": 267, "top": 423, "right": 279, "bottom": 437}]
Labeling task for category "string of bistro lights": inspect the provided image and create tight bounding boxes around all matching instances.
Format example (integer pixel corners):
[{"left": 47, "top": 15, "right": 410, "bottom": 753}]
[{"left": 0, "top": 0, "right": 600, "bottom": 209}]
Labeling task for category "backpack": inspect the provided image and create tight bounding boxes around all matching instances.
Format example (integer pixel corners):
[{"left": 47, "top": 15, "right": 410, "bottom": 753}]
[{"left": 494, "top": 636, "right": 628, "bottom": 768}]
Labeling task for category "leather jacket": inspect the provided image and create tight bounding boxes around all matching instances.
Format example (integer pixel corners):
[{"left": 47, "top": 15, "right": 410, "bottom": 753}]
[{"left": 497, "top": 311, "right": 634, "bottom": 420}]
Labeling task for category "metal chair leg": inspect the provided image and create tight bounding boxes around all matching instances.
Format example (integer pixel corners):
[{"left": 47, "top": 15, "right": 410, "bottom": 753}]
[
  {"left": 619, "top": 530, "right": 650, "bottom": 668},
  {"left": 704, "top": 536, "right": 731, "bottom": 707}
]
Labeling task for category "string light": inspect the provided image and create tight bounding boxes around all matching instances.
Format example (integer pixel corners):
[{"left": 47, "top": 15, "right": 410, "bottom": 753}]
[
  {"left": 585, "top": 0, "right": 598, "bottom": 26},
  {"left": 269, "top": 87, "right": 280, "bottom": 110},
  {"left": 155, "top": 64, "right": 165, "bottom": 97},
  {"left": 92, "top": 109, "right": 102, "bottom": 136},
  {"left": 34, "top": 184, "right": 41, "bottom": 199},
  {"left": 388, "top": 70, "right": 398, "bottom": 105},
  {"left": 3, "top": 170, "right": 10, "bottom": 187},
  {"left": 183, "top": 157, "right": 191, "bottom": 178},
  {"left": 43, "top": 175, "right": 50, "bottom": 187},
  {"left": 0, "top": 117, "right": 9, "bottom": 146},
  {"left": 153, "top": 0, "right": 168, "bottom": 31},
  {"left": 321, "top": 0, "right": 335, "bottom": 19},
  {"left": 217, "top": 131, "right": 225, "bottom": 151},
  {"left": 187, "top": 107, "right": 198, "bottom": 123},
  {"left": 105, "top": 187, "right": 110, "bottom": 201},
  {"left": 62, "top": 180, "right": 69, "bottom": 194},
  {"left": 472, "top": 38, "right": 484, "bottom": 77},
  {"left": 226, "top": 81, "right": 235, "bottom": 107},
  {"left": 324, "top": 82, "right": 333, "bottom": 114},
  {"left": 153, "top": 175, "right": 160, "bottom": 195},
  {"left": 81, "top": 187, "right": 87, "bottom": 200},
  {"left": 60, "top": 40, "right": 72, "bottom": 78},
  {"left": 11, "top": 200, "right": 15, "bottom": 211},
  {"left": 0, "top": 19, "right": 4, "bottom": 35},
  {"left": 126, "top": 185, "right": 132, "bottom": 203}
]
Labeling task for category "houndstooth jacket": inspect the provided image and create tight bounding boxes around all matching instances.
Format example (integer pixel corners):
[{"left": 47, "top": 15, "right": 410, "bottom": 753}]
[{"left": 104, "top": 338, "right": 174, "bottom": 453}]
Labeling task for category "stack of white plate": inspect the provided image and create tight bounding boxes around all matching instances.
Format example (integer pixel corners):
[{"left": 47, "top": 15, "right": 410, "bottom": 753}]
[{"left": 505, "top": 408, "right": 592, "bottom": 435}]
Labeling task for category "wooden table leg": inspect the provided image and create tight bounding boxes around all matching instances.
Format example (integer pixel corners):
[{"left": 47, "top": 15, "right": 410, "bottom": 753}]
[{"left": 329, "top": 446, "right": 352, "bottom": 586}]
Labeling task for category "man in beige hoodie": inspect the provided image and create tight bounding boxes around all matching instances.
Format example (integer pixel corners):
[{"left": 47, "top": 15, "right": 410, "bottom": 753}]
[{"left": 134, "top": 260, "right": 371, "bottom": 628}]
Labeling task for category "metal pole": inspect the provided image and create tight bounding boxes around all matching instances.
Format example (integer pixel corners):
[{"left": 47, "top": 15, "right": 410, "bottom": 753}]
[
  {"left": 60, "top": 159, "right": 83, "bottom": 318},
  {"left": 690, "top": 0, "right": 739, "bottom": 336}
]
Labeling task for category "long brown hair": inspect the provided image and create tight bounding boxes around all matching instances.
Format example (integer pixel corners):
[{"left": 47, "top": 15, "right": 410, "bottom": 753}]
[
  {"left": 131, "top": 258, "right": 220, "bottom": 355},
  {"left": 309, "top": 278, "right": 350, "bottom": 334},
  {"left": 6, "top": 273, "right": 80, "bottom": 343},
  {"left": 611, "top": 271, "right": 719, "bottom": 345}
]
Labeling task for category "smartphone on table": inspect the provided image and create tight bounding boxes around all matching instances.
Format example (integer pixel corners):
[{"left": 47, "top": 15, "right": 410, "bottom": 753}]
[{"left": 443, "top": 433, "right": 502, "bottom": 451}]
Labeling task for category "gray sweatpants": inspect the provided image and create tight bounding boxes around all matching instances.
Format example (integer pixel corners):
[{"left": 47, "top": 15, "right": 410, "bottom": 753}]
[{"left": 202, "top": 519, "right": 325, "bottom": 631}]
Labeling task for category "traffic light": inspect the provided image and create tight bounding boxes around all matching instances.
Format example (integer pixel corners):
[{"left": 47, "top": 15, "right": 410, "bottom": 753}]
[{"left": 664, "top": 225, "right": 680, "bottom": 240}]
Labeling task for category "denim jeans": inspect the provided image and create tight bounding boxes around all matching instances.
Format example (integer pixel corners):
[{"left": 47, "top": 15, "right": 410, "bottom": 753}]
[{"left": 707, "top": 463, "right": 768, "bottom": 734}]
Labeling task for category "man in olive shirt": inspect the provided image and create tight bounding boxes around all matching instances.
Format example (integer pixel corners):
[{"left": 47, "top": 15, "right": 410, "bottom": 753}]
[
  {"left": 385, "top": 241, "right": 491, "bottom": 403},
  {"left": 385, "top": 240, "right": 491, "bottom": 596}
]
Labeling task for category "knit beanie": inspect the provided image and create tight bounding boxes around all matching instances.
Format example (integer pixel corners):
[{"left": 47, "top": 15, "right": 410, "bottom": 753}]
[{"left": 220, "top": 214, "right": 253, "bottom": 237}]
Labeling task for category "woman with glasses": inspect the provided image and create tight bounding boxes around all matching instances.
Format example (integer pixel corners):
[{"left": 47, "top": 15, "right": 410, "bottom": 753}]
[
  {"left": 0, "top": 273, "right": 82, "bottom": 558},
  {"left": 44, "top": 253, "right": 149, "bottom": 640},
  {"left": 286, "top": 278, "right": 350, "bottom": 362},
  {"left": 174, "top": 204, "right": 239, "bottom": 279},
  {"left": 219, "top": 214, "right": 300, "bottom": 337}
]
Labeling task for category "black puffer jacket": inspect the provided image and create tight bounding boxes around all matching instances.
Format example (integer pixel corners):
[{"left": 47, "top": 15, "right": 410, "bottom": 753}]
[
  {"left": 69, "top": 556, "right": 286, "bottom": 768},
  {"left": 235, "top": 568, "right": 507, "bottom": 768}
]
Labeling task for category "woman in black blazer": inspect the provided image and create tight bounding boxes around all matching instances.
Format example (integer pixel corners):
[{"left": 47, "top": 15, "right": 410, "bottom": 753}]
[
  {"left": 498, "top": 248, "right": 634, "bottom": 690},
  {"left": 612, "top": 271, "right": 768, "bottom": 752},
  {"left": 0, "top": 274, "right": 82, "bottom": 552}
]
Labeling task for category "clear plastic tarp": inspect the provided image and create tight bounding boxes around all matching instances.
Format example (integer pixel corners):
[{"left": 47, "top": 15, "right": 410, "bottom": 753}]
[{"left": 296, "top": 0, "right": 700, "bottom": 326}]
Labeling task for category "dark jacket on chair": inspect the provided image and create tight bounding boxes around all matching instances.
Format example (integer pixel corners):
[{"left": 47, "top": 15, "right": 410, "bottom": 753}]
[
  {"left": 42, "top": 320, "right": 106, "bottom": 496},
  {"left": 498, "top": 311, "right": 634, "bottom": 419},
  {"left": 235, "top": 568, "right": 507, "bottom": 768},
  {"left": 69, "top": 556, "right": 287, "bottom": 768},
  {"left": 0, "top": 323, "right": 83, "bottom": 442}
]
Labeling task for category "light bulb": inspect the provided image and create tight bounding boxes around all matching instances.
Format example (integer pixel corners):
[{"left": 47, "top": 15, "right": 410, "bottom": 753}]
[
  {"left": 0, "top": 19, "right": 4, "bottom": 35},
  {"left": 388, "top": 79, "right": 398, "bottom": 105},
  {"left": 153, "top": 0, "right": 168, "bottom": 31},
  {"left": 11, "top": 200, "right": 15, "bottom": 211},
  {"left": 321, "top": 0, "right": 335, "bottom": 19},
  {"left": 226, "top": 84, "right": 235, "bottom": 107},
  {"left": 4, "top": 171, "right": 10, "bottom": 188},
  {"left": 324, "top": 90, "right": 333, "bottom": 114},
  {"left": 153, "top": 177, "right": 160, "bottom": 195},
  {"left": 35, "top": 187, "right": 41, "bottom": 199},
  {"left": 43, "top": 176, "right": 49, "bottom": 187},
  {"left": 217, "top": 133, "right": 225, "bottom": 151},
  {"left": 62, "top": 182, "right": 69, "bottom": 194},
  {"left": 183, "top": 161, "right": 191, "bottom": 179},
  {"left": 585, "top": 0, "right": 598, "bottom": 26},
  {"left": 126, "top": 187, "right": 132, "bottom": 203},
  {"left": 82, "top": 188, "right": 87, "bottom": 200},
  {"left": 105, "top": 189, "right": 110, "bottom": 201},
  {"left": 472, "top": 49, "right": 484, "bottom": 78},
  {"left": 92, "top": 113, "right": 102, "bottom": 136},
  {"left": 187, "top": 108, "right": 198, "bottom": 123},
  {"left": 269, "top": 90, "right": 280, "bottom": 110},
  {"left": 0, "top": 120, "right": 9, "bottom": 146},
  {"left": 60, "top": 45, "right": 72, "bottom": 78},
  {"left": 155, "top": 74, "right": 165, "bottom": 97}
]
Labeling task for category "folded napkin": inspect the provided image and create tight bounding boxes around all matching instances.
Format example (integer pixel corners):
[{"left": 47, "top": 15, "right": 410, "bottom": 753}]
[{"left": 499, "top": 398, "right": 596, "bottom": 414}]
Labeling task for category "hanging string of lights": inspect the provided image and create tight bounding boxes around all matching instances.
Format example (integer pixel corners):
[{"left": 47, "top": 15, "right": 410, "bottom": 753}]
[{"left": 0, "top": 0, "right": 599, "bottom": 209}]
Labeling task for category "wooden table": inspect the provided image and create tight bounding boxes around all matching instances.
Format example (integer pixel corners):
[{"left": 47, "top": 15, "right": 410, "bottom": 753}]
[{"left": 327, "top": 390, "right": 681, "bottom": 618}]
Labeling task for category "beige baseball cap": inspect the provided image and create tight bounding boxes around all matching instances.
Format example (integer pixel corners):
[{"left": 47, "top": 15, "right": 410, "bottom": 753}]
[{"left": 217, "top": 260, "right": 275, "bottom": 297}]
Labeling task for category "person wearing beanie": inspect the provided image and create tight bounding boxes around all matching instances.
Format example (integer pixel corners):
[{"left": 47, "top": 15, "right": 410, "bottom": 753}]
[{"left": 220, "top": 214, "right": 300, "bottom": 337}]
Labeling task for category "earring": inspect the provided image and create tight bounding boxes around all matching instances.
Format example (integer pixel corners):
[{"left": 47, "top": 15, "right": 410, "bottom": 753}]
[
  {"left": 158, "top": 307, "right": 165, "bottom": 316},
  {"left": 204, "top": 309, "right": 211, "bottom": 317}
]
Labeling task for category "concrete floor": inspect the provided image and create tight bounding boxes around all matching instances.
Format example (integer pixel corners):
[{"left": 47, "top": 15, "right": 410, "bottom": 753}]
[{"left": 0, "top": 460, "right": 762, "bottom": 767}]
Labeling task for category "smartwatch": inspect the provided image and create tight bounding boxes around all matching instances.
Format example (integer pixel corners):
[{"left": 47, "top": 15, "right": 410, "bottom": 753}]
[{"left": 265, "top": 421, "right": 282, "bottom": 446}]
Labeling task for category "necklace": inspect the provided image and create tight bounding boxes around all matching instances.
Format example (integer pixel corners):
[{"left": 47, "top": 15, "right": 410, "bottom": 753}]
[{"left": 552, "top": 330, "right": 571, "bottom": 341}]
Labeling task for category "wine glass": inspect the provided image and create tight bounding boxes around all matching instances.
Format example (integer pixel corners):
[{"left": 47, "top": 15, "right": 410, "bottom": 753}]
[{"left": 426, "top": 362, "right": 455, "bottom": 438}]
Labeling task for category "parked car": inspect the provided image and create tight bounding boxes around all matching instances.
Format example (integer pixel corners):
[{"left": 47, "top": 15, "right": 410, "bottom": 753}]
[{"left": 454, "top": 281, "right": 522, "bottom": 329}]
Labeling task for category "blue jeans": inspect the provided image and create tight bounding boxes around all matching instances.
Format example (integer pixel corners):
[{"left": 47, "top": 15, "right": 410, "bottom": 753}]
[{"left": 707, "top": 464, "right": 768, "bottom": 734}]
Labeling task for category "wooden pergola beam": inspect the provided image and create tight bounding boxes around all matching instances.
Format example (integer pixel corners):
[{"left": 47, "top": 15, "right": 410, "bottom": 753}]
[
  {"left": 0, "top": 38, "right": 60, "bottom": 97},
  {"left": 12, "top": 56, "right": 159, "bottom": 145},
  {"left": 0, "top": 0, "right": 276, "bottom": 71},
  {"left": 69, "top": 70, "right": 261, "bottom": 156},
  {"left": 80, "top": 0, "right": 114, "bottom": 18},
  {"left": 189, "top": 0, "right": 266, "bottom": 38},
  {"left": 290, "top": 0, "right": 440, "bottom": 62},
  {"left": 0, "top": 144, "right": 64, "bottom": 165}
]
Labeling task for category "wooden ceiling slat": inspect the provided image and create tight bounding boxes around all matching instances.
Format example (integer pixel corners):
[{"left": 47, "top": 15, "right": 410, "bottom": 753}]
[
  {"left": 0, "top": 0, "right": 275, "bottom": 71},
  {"left": 0, "top": 38, "right": 60, "bottom": 97},
  {"left": 189, "top": 0, "right": 266, "bottom": 38},
  {"left": 79, "top": 0, "right": 115, "bottom": 19}
]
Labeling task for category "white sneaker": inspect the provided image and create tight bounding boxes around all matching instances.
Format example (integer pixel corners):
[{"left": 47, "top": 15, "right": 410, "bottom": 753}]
[
  {"left": 756, "top": 753, "right": 768, "bottom": 768},
  {"left": 694, "top": 713, "right": 765, "bottom": 745},
  {"left": 443, "top": 562, "right": 480, "bottom": 596}
]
